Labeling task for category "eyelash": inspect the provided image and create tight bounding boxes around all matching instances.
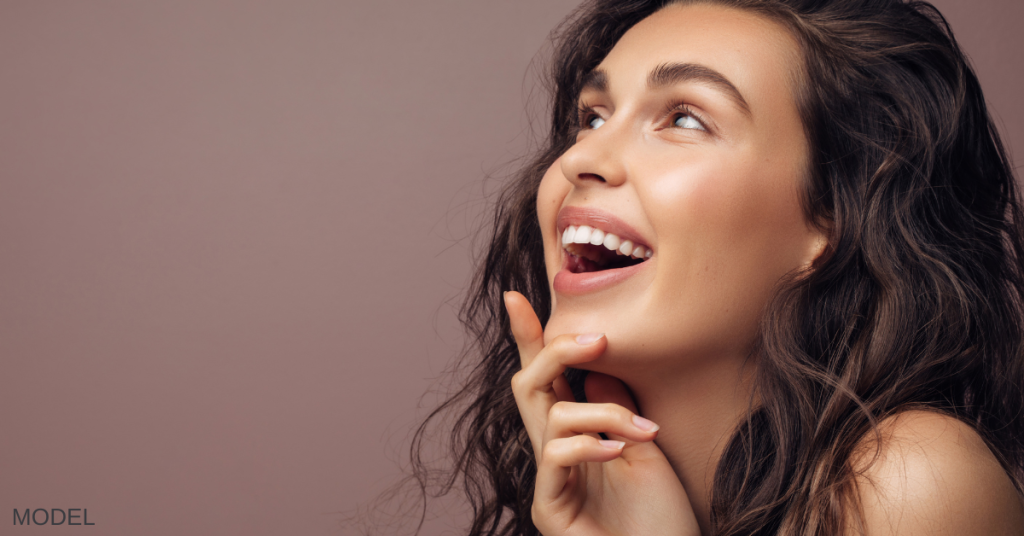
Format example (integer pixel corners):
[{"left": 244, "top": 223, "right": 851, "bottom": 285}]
[{"left": 575, "top": 101, "right": 711, "bottom": 133}]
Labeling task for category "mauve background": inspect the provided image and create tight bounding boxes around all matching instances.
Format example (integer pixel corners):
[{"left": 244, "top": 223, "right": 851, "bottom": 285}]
[{"left": 1, "top": 1, "right": 1020, "bottom": 535}]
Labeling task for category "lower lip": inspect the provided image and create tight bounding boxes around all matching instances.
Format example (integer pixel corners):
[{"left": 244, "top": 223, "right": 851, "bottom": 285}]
[{"left": 553, "top": 255, "right": 649, "bottom": 295}]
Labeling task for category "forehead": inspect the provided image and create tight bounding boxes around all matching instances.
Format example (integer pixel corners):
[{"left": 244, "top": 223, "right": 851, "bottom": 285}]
[{"left": 594, "top": 3, "right": 802, "bottom": 118}]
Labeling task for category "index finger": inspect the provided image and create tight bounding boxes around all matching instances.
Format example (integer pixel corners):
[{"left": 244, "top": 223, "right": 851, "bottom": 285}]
[{"left": 504, "top": 291, "right": 544, "bottom": 368}]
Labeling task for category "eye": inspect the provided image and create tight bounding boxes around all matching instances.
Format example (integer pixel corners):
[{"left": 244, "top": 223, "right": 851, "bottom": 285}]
[
  {"left": 673, "top": 114, "right": 704, "bottom": 130},
  {"left": 576, "top": 103, "right": 606, "bottom": 131},
  {"left": 663, "top": 102, "right": 710, "bottom": 133}
]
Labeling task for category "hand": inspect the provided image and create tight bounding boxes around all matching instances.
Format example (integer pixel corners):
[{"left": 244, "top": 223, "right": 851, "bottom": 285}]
[{"left": 505, "top": 291, "right": 702, "bottom": 536}]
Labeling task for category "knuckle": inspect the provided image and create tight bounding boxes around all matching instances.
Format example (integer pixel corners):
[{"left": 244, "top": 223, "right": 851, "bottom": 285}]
[
  {"left": 529, "top": 503, "right": 555, "bottom": 532},
  {"left": 510, "top": 371, "right": 524, "bottom": 392},
  {"left": 541, "top": 438, "right": 559, "bottom": 458},
  {"left": 598, "top": 402, "right": 630, "bottom": 423},
  {"left": 550, "top": 333, "right": 579, "bottom": 350},
  {"left": 547, "top": 400, "right": 571, "bottom": 423},
  {"left": 540, "top": 442, "right": 557, "bottom": 463},
  {"left": 571, "top": 434, "right": 594, "bottom": 450},
  {"left": 541, "top": 437, "right": 569, "bottom": 462}
]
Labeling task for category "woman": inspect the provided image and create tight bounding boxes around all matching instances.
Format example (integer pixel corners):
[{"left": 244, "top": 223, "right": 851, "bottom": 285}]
[{"left": 396, "top": 0, "right": 1024, "bottom": 534}]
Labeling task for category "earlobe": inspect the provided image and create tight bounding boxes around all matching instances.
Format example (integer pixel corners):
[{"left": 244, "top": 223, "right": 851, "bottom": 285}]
[{"left": 804, "top": 229, "right": 830, "bottom": 270}]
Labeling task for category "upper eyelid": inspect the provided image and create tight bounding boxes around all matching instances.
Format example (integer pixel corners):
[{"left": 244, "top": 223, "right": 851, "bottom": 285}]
[{"left": 576, "top": 103, "right": 601, "bottom": 122}]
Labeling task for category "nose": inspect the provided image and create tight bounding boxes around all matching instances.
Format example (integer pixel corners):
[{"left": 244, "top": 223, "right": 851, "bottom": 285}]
[{"left": 559, "top": 119, "right": 628, "bottom": 189}]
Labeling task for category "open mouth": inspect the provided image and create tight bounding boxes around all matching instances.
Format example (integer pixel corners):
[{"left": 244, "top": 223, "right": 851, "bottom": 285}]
[{"left": 561, "top": 225, "right": 653, "bottom": 274}]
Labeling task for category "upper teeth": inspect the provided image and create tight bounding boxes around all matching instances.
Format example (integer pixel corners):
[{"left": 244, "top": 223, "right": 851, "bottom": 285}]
[{"left": 561, "top": 225, "right": 653, "bottom": 260}]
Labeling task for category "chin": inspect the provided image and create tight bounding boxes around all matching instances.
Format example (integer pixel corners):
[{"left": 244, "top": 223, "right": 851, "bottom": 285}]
[
  {"left": 542, "top": 306, "right": 634, "bottom": 356},
  {"left": 541, "top": 313, "right": 594, "bottom": 346}
]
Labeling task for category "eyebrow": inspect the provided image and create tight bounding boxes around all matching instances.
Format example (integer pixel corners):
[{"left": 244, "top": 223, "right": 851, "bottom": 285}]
[
  {"left": 580, "top": 69, "right": 608, "bottom": 93},
  {"left": 580, "top": 62, "right": 751, "bottom": 117}
]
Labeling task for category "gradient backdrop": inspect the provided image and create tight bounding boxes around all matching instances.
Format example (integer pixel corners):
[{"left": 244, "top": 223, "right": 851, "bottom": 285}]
[{"left": 2, "top": 1, "right": 1021, "bottom": 535}]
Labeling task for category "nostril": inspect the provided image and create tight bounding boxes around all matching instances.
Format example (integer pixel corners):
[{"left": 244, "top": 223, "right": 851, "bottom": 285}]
[{"left": 579, "top": 172, "right": 606, "bottom": 182}]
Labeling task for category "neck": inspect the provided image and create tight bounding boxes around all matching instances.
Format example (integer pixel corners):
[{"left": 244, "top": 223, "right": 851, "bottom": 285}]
[{"left": 624, "top": 356, "right": 755, "bottom": 535}]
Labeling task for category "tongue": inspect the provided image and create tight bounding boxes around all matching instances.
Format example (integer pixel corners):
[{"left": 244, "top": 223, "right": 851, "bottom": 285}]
[
  {"left": 568, "top": 254, "right": 602, "bottom": 274},
  {"left": 568, "top": 251, "right": 648, "bottom": 274}
]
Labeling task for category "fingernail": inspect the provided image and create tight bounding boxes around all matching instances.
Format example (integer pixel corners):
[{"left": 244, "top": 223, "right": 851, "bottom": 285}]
[
  {"left": 632, "top": 414, "right": 660, "bottom": 432},
  {"left": 575, "top": 333, "right": 604, "bottom": 345},
  {"left": 599, "top": 440, "right": 625, "bottom": 450}
]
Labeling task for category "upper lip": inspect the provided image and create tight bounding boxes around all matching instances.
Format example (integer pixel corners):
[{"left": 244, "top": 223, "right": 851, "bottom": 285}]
[{"left": 556, "top": 206, "right": 652, "bottom": 250}]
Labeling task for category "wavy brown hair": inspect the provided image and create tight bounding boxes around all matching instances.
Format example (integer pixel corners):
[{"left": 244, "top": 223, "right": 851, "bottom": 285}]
[{"left": 364, "top": 0, "right": 1024, "bottom": 534}]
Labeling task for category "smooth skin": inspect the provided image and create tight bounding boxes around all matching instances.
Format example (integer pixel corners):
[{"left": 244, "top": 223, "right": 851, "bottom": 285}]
[
  {"left": 508, "top": 3, "right": 1024, "bottom": 536},
  {"left": 510, "top": 285, "right": 1024, "bottom": 536},
  {"left": 506, "top": 290, "right": 700, "bottom": 536}
]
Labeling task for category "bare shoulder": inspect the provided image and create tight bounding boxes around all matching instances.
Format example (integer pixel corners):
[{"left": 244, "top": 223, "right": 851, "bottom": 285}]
[{"left": 850, "top": 410, "right": 1024, "bottom": 535}]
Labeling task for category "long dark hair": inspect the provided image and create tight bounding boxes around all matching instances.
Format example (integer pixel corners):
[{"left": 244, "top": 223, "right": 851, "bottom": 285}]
[{"left": 374, "top": 0, "right": 1024, "bottom": 534}]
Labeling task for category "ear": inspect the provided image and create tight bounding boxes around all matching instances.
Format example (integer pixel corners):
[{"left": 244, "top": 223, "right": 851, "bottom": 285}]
[{"left": 803, "top": 224, "right": 830, "bottom": 270}]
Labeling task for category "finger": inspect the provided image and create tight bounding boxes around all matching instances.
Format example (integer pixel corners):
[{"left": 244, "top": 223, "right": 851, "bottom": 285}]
[
  {"left": 512, "top": 334, "right": 605, "bottom": 409},
  {"left": 511, "top": 334, "right": 606, "bottom": 458},
  {"left": 584, "top": 372, "right": 659, "bottom": 444},
  {"left": 503, "top": 291, "right": 543, "bottom": 368},
  {"left": 535, "top": 435, "right": 625, "bottom": 503},
  {"left": 543, "top": 401, "right": 659, "bottom": 446}
]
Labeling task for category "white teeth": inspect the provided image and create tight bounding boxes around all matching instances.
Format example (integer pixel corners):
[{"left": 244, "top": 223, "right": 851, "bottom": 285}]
[
  {"left": 562, "top": 227, "right": 575, "bottom": 245},
  {"left": 602, "top": 233, "right": 620, "bottom": 251},
  {"left": 618, "top": 240, "right": 634, "bottom": 256},
  {"left": 573, "top": 225, "right": 593, "bottom": 244},
  {"left": 561, "top": 224, "right": 653, "bottom": 261}
]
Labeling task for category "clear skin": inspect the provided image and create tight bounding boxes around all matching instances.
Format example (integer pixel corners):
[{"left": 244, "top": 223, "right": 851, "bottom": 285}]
[{"left": 506, "top": 4, "right": 1024, "bottom": 536}]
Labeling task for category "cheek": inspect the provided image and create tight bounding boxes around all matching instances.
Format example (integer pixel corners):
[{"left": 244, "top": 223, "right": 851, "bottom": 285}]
[
  {"left": 647, "top": 154, "right": 808, "bottom": 267},
  {"left": 645, "top": 157, "right": 754, "bottom": 254},
  {"left": 537, "top": 160, "right": 571, "bottom": 270},
  {"left": 641, "top": 155, "right": 813, "bottom": 352},
  {"left": 538, "top": 160, "right": 570, "bottom": 220}
]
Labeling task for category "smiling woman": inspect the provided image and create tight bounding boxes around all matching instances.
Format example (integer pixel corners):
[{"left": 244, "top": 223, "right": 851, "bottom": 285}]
[
  {"left": 383, "top": 0, "right": 1024, "bottom": 535},
  {"left": 539, "top": 5, "right": 821, "bottom": 380}
]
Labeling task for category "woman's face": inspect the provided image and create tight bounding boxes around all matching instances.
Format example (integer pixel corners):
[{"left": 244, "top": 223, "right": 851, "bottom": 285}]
[{"left": 537, "top": 3, "right": 824, "bottom": 379}]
